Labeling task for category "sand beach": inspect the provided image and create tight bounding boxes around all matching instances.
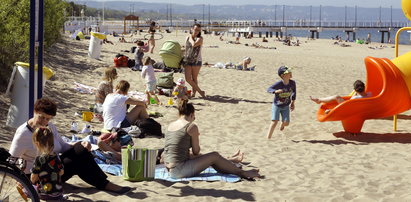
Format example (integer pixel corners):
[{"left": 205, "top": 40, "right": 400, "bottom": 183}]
[{"left": 2, "top": 31, "right": 411, "bottom": 201}]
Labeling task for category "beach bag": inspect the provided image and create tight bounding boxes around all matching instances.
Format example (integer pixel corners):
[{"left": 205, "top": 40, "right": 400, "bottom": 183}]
[
  {"left": 131, "top": 46, "right": 137, "bottom": 53},
  {"left": 121, "top": 146, "right": 157, "bottom": 181},
  {"left": 135, "top": 118, "right": 163, "bottom": 138},
  {"left": 114, "top": 54, "right": 129, "bottom": 67},
  {"left": 127, "top": 59, "right": 135, "bottom": 68},
  {"left": 156, "top": 72, "right": 174, "bottom": 89},
  {"left": 0, "top": 147, "right": 10, "bottom": 161},
  {"left": 159, "top": 40, "right": 182, "bottom": 69}
]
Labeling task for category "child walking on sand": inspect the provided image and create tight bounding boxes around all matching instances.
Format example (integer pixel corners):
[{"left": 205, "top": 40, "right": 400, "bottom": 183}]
[
  {"left": 173, "top": 78, "right": 190, "bottom": 103},
  {"left": 266, "top": 66, "right": 296, "bottom": 139},
  {"left": 141, "top": 56, "right": 161, "bottom": 105},
  {"left": 31, "top": 127, "right": 65, "bottom": 200}
]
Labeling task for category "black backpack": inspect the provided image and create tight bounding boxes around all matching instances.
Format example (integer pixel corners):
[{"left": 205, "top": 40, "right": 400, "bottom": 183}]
[
  {"left": 127, "top": 59, "right": 136, "bottom": 68},
  {"left": 136, "top": 118, "right": 163, "bottom": 138},
  {"left": 0, "top": 147, "right": 10, "bottom": 161},
  {"left": 131, "top": 46, "right": 137, "bottom": 53}
]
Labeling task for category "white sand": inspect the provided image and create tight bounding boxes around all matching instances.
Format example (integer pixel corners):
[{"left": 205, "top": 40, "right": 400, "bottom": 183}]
[{"left": 1, "top": 31, "right": 411, "bottom": 201}]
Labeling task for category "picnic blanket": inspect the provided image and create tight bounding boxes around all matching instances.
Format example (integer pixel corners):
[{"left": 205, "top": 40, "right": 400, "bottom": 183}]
[
  {"left": 96, "top": 164, "right": 240, "bottom": 182},
  {"left": 154, "top": 164, "right": 241, "bottom": 182},
  {"left": 68, "top": 135, "right": 240, "bottom": 182}
]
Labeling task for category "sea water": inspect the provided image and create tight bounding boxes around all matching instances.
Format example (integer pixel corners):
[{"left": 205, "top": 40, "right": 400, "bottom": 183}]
[{"left": 281, "top": 28, "right": 411, "bottom": 44}]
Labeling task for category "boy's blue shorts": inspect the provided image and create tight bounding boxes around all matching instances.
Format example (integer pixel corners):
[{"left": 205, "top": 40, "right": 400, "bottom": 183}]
[{"left": 271, "top": 104, "right": 290, "bottom": 122}]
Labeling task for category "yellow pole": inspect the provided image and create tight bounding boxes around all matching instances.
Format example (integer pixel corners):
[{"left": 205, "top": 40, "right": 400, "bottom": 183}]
[{"left": 393, "top": 27, "right": 411, "bottom": 131}]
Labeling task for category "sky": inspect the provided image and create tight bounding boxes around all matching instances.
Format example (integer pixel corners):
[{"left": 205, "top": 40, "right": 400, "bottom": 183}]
[{"left": 94, "top": 0, "right": 402, "bottom": 9}]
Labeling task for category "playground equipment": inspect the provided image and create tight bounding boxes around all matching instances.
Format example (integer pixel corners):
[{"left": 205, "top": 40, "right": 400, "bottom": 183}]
[
  {"left": 315, "top": 0, "right": 411, "bottom": 133},
  {"left": 123, "top": 15, "right": 139, "bottom": 34}
]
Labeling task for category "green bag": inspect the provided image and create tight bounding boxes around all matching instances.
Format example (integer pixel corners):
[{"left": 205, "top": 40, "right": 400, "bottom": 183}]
[
  {"left": 122, "top": 146, "right": 157, "bottom": 181},
  {"left": 157, "top": 72, "right": 174, "bottom": 89}
]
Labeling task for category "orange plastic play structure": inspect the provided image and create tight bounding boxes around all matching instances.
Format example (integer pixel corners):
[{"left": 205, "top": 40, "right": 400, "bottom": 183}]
[
  {"left": 316, "top": 57, "right": 411, "bottom": 133},
  {"left": 315, "top": 0, "right": 411, "bottom": 133}
]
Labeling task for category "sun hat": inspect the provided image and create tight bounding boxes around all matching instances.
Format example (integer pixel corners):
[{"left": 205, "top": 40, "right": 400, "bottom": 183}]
[
  {"left": 176, "top": 78, "right": 185, "bottom": 86},
  {"left": 278, "top": 66, "right": 291, "bottom": 76}
]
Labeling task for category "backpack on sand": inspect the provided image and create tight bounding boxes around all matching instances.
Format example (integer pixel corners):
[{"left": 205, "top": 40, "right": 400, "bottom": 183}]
[
  {"left": 156, "top": 72, "right": 174, "bottom": 89},
  {"left": 135, "top": 118, "right": 163, "bottom": 138}
]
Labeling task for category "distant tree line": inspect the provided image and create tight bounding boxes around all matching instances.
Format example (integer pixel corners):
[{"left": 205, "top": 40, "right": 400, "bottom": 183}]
[
  {"left": 0, "top": 0, "right": 193, "bottom": 91},
  {"left": 67, "top": 2, "right": 190, "bottom": 21},
  {"left": 0, "top": 0, "right": 67, "bottom": 91}
]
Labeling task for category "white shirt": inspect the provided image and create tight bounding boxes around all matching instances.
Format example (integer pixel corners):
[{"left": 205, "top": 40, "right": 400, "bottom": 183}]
[
  {"left": 9, "top": 122, "right": 71, "bottom": 174},
  {"left": 141, "top": 65, "right": 156, "bottom": 83},
  {"left": 102, "top": 93, "right": 128, "bottom": 130}
]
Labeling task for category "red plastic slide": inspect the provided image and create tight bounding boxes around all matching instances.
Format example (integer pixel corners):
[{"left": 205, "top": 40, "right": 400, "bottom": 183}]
[{"left": 316, "top": 56, "right": 411, "bottom": 133}]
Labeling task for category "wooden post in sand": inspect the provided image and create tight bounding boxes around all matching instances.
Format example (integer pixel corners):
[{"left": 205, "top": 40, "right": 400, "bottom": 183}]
[{"left": 378, "top": 29, "right": 390, "bottom": 43}]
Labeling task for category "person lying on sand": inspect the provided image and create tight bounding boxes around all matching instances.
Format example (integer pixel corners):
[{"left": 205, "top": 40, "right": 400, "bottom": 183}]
[{"left": 103, "top": 38, "right": 114, "bottom": 45}]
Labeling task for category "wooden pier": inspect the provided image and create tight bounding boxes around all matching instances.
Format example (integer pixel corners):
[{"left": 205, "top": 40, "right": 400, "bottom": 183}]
[{"left": 65, "top": 18, "right": 409, "bottom": 43}]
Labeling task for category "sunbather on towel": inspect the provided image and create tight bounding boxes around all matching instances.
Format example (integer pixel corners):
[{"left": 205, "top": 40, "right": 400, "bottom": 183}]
[{"left": 163, "top": 101, "right": 261, "bottom": 180}]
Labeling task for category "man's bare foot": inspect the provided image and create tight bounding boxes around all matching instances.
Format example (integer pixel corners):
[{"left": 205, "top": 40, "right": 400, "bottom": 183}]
[
  {"left": 310, "top": 96, "right": 321, "bottom": 104},
  {"left": 240, "top": 169, "right": 261, "bottom": 180},
  {"left": 280, "top": 124, "right": 285, "bottom": 131}
]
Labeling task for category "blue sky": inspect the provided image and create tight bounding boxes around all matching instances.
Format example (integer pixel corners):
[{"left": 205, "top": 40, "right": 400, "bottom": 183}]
[{"left": 93, "top": 0, "right": 402, "bottom": 8}]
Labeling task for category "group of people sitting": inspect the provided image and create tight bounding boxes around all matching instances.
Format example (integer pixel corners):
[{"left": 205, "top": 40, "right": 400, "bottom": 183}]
[
  {"left": 7, "top": 58, "right": 261, "bottom": 199},
  {"left": 9, "top": 94, "right": 261, "bottom": 199}
]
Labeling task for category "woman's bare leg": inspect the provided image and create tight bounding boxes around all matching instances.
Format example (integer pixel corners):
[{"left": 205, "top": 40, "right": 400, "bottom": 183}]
[
  {"left": 149, "top": 38, "right": 155, "bottom": 53},
  {"left": 191, "top": 65, "right": 205, "bottom": 97},
  {"left": 189, "top": 152, "right": 260, "bottom": 179},
  {"left": 184, "top": 65, "right": 203, "bottom": 96}
]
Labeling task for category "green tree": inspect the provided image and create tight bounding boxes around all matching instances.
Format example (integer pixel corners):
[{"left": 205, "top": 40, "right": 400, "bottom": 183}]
[{"left": 0, "top": 0, "right": 67, "bottom": 91}]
